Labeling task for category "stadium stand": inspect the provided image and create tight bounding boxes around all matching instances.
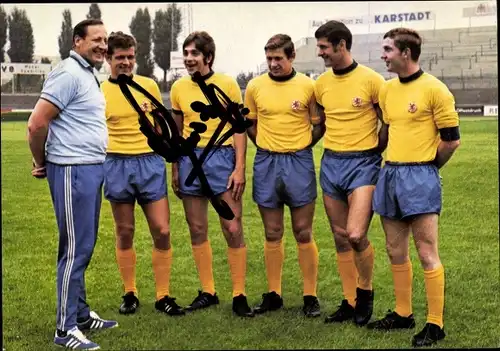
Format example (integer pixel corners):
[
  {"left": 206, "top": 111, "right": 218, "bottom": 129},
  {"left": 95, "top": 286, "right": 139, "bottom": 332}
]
[
  {"left": 1, "top": 25, "right": 497, "bottom": 111},
  {"left": 1, "top": 94, "right": 39, "bottom": 111},
  {"left": 290, "top": 25, "right": 497, "bottom": 105}
]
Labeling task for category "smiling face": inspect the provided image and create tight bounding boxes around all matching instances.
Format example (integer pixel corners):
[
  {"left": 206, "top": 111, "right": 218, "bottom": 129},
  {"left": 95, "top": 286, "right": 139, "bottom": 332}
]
[
  {"left": 74, "top": 24, "right": 108, "bottom": 67},
  {"left": 266, "top": 47, "right": 293, "bottom": 76},
  {"left": 381, "top": 28, "right": 422, "bottom": 75},
  {"left": 381, "top": 37, "right": 406, "bottom": 74},
  {"left": 107, "top": 46, "right": 135, "bottom": 78},
  {"left": 183, "top": 42, "right": 211, "bottom": 76},
  {"left": 316, "top": 37, "right": 345, "bottom": 69}
]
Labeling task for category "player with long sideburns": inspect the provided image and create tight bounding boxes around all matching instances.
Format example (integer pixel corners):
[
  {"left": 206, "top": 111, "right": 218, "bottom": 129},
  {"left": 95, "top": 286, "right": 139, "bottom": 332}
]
[{"left": 314, "top": 20, "right": 388, "bottom": 327}]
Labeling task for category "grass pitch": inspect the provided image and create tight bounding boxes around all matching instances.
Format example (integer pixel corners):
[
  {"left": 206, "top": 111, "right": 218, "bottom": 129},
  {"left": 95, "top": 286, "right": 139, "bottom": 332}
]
[{"left": 2, "top": 119, "right": 499, "bottom": 350}]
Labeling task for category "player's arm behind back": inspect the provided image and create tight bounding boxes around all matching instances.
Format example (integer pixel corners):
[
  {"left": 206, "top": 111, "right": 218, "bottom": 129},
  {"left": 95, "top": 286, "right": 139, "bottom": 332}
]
[
  {"left": 28, "top": 69, "right": 77, "bottom": 178},
  {"left": 309, "top": 79, "right": 326, "bottom": 148},
  {"left": 227, "top": 78, "right": 247, "bottom": 201},
  {"left": 243, "top": 80, "right": 258, "bottom": 146},
  {"left": 169, "top": 80, "right": 184, "bottom": 198},
  {"left": 374, "top": 103, "right": 388, "bottom": 153},
  {"left": 432, "top": 83, "right": 461, "bottom": 169},
  {"left": 28, "top": 100, "right": 60, "bottom": 168},
  {"left": 309, "top": 100, "right": 326, "bottom": 148},
  {"left": 372, "top": 73, "right": 388, "bottom": 153}
]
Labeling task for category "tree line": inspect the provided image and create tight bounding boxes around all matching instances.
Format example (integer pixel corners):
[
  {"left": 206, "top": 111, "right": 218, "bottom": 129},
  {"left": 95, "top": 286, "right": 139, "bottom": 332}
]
[
  {"left": 0, "top": 3, "right": 183, "bottom": 91},
  {"left": 1, "top": 4, "right": 258, "bottom": 92}
]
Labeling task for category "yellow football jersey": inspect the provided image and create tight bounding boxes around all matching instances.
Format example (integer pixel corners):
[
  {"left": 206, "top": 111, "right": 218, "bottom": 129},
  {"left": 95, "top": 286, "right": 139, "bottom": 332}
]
[
  {"left": 379, "top": 71, "right": 459, "bottom": 163},
  {"left": 244, "top": 71, "right": 316, "bottom": 153},
  {"left": 101, "top": 74, "right": 162, "bottom": 155},
  {"left": 170, "top": 72, "right": 243, "bottom": 147},
  {"left": 314, "top": 63, "right": 385, "bottom": 152}
]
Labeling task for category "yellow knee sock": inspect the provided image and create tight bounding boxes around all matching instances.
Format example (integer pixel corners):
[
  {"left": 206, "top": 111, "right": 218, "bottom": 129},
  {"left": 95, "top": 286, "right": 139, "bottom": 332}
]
[
  {"left": 424, "top": 265, "right": 445, "bottom": 328},
  {"left": 336, "top": 250, "right": 358, "bottom": 307},
  {"left": 152, "top": 247, "right": 173, "bottom": 300},
  {"left": 354, "top": 243, "right": 375, "bottom": 290},
  {"left": 298, "top": 240, "right": 319, "bottom": 297},
  {"left": 391, "top": 260, "right": 413, "bottom": 317},
  {"left": 192, "top": 240, "right": 215, "bottom": 295},
  {"left": 264, "top": 240, "right": 285, "bottom": 296},
  {"left": 227, "top": 246, "right": 247, "bottom": 297},
  {"left": 116, "top": 247, "right": 137, "bottom": 295}
]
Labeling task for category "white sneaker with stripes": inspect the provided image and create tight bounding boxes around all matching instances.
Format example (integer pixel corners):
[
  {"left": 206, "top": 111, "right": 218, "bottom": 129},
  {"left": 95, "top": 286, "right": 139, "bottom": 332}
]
[
  {"left": 54, "top": 326, "right": 100, "bottom": 350},
  {"left": 77, "top": 311, "right": 119, "bottom": 331}
]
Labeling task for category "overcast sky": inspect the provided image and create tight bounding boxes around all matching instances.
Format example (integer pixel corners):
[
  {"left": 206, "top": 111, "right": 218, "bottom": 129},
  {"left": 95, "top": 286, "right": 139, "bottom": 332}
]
[{"left": 2, "top": 1, "right": 497, "bottom": 78}]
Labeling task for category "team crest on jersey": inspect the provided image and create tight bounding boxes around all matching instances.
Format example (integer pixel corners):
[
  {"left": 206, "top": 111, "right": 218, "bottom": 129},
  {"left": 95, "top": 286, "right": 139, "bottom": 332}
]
[
  {"left": 408, "top": 102, "right": 418, "bottom": 113},
  {"left": 352, "top": 97, "right": 362, "bottom": 107},
  {"left": 140, "top": 100, "right": 152, "bottom": 112},
  {"left": 291, "top": 100, "right": 301, "bottom": 110}
]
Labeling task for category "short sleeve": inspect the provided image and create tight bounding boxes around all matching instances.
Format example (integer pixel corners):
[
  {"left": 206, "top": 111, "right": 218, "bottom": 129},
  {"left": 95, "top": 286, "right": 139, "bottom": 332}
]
[
  {"left": 432, "top": 83, "right": 459, "bottom": 129},
  {"left": 40, "top": 69, "right": 78, "bottom": 111},
  {"left": 378, "top": 82, "right": 390, "bottom": 124},
  {"left": 243, "top": 80, "right": 257, "bottom": 120},
  {"left": 370, "top": 72, "right": 386, "bottom": 104},
  {"left": 170, "top": 81, "right": 181, "bottom": 113}
]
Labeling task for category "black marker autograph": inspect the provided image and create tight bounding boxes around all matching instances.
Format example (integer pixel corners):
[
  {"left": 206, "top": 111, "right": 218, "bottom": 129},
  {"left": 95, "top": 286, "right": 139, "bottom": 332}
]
[{"left": 116, "top": 72, "right": 252, "bottom": 221}]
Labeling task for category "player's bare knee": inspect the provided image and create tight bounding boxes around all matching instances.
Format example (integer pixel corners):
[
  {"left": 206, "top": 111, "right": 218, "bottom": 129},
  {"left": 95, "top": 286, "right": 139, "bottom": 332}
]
[
  {"left": 116, "top": 222, "right": 134, "bottom": 237},
  {"left": 188, "top": 223, "right": 208, "bottom": 245},
  {"left": 186, "top": 220, "right": 206, "bottom": 235},
  {"left": 386, "top": 240, "right": 408, "bottom": 264},
  {"left": 222, "top": 214, "right": 242, "bottom": 235},
  {"left": 347, "top": 228, "right": 366, "bottom": 246},
  {"left": 293, "top": 227, "right": 312, "bottom": 244},
  {"left": 387, "top": 251, "right": 408, "bottom": 265},
  {"left": 226, "top": 232, "right": 245, "bottom": 249},
  {"left": 416, "top": 246, "right": 440, "bottom": 270},
  {"left": 265, "top": 224, "right": 284, "bottom": 242},
  {"left": 333, "top": 231, "right": 351, "bottom": 251},
  {"left": 191, "top": 235, "right": 208, "bottom": 246},
  {"left": 332, "top": 224, "right": 349, "bottom": 237},
  {"left": 223, "top": 219, "right": 245, "bottom": 247},
  {"left": 115, "top": 223, "right": 135, "bottom": 249},
  {"left": 150, "top": 223, "right": 170, "bottom": 248},
  {"left": 351, "top": 235, "right": 369, "bottom": 252},
  {"left": 153, "top": 231, "right": 171, "bottom": 250}
]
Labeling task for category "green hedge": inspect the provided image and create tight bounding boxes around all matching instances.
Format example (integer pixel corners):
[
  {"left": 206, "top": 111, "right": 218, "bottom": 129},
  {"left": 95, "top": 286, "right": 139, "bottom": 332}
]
[{"left": 1, "top": 112, "right": 31, "bottom": 122}]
